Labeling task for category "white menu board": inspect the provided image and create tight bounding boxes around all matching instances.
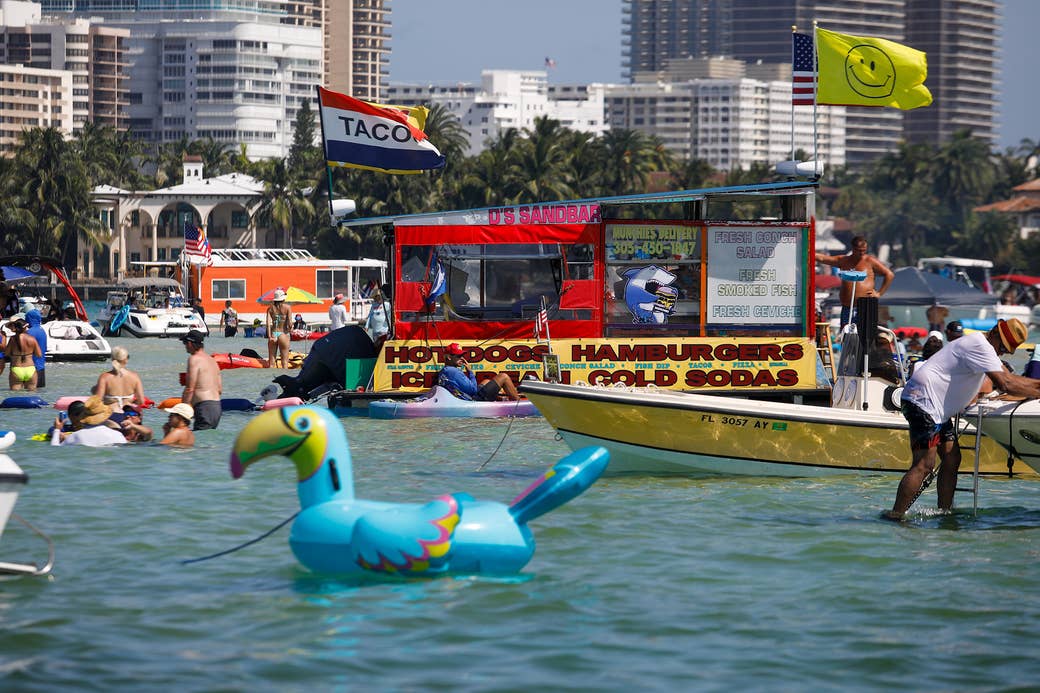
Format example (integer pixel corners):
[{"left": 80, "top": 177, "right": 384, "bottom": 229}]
[{"left": 706, "top": 226, "right": 804, "bottom": 325}]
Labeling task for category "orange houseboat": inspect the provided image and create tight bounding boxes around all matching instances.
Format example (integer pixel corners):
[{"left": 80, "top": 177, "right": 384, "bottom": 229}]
[
  {"left": 182, "top": 248, "right": 387, "bottom": 329},
  {"left": 328, "top": 181, "right": 829, "bottom": 411}
]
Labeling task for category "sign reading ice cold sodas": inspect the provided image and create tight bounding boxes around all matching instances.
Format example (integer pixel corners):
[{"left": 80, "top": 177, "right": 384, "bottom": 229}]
[{"left": 706, "top": 226, "right": 805, "bottom": 325}]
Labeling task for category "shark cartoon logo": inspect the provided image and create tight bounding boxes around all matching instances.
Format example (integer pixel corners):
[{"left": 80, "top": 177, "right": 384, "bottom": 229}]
[{"left": 621, "top": 265, "right": 679, "bottom": 324}]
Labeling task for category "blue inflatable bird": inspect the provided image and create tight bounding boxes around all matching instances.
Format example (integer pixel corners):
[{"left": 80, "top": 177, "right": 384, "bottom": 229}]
[{"left": 230, "top": 406, "right": 609, "bottom": 576}]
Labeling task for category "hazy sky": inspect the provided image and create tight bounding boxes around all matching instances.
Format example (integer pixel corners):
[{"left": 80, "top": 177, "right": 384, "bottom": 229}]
[{"left": 389, "top": 0, "right": 1036, "bottom": 150}]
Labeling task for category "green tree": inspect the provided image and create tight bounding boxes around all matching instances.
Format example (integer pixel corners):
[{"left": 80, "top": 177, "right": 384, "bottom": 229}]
[{"left": 253, "top": 158, "right": 316, "bottom": 249}]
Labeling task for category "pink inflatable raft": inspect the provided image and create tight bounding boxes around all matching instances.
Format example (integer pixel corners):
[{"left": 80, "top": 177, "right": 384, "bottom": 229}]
[{"left": 367, "top": 386, "right": 540, "bottom": 420}]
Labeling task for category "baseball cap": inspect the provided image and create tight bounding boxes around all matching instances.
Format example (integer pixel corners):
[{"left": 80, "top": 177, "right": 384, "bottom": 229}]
[
  {"left": 272, "top": 288, "right": 287, "bottom": 302},
  {"left": 333, "top": 293, "right": 345, "bottom": 304},
  {"left": 180, "top": 329, "right": 206, "bottom": 345},
  {"left": 446, "top": 342, "right": 465, "bottom": 356},
  {"left": 945, "top": 320, "right": 964, "bottom": 336},
  {"left": 927, "top": 330, "right": 945, "bottom": 342},
  {"left": 162, "top": 402, "right": 195, "bottom": 421}
]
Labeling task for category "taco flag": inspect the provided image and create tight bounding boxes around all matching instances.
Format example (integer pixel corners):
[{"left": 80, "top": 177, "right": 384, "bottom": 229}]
[{"left": 317, "top": 86, "right": 445, "bottom": 174}]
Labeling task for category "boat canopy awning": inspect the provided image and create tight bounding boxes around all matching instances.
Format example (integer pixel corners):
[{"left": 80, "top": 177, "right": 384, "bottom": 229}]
[
  {"left": 337, "top": 181, "right": 818, "bottom": 228},
  {"left": 119, "top": 277, "right": 183, "bottom": 289}
]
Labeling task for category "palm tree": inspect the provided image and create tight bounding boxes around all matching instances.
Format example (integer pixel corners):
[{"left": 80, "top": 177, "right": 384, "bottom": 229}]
[
  {"left": 929, "top": 131, "right": 996, "bottom": 227},
  {"left": 598, "top": 129, "right": 662, "bottom": 195},
  {"left": 253, "top": 158, "right": 316, "bottom": 248},
  {"left": 190, "top": 137, "right": 235, "bottom": 177},
  {"left": 421, "top": 103, "right": 470, "bottom": 165},
  {"left": 510, "top": 116, "right": 573, "bottom": 202}
]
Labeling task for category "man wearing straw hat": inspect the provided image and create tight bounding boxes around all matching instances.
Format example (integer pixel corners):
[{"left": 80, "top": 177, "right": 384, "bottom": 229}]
[
  {"left": 51, "top": 396, "right": 126, "bottom": 446},
  {"left": 885, "top": 318, "right": 1040, "bottom": 521}
]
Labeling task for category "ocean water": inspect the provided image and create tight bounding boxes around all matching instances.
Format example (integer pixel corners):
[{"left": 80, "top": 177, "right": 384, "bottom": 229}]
[{"left": 2, "top": 334, "right": 1040, "bottom": 690}]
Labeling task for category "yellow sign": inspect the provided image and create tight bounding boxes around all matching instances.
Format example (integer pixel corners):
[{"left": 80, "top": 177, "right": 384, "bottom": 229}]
[{"left": 373, "top": 338, "right": 819, "bottom": 392}]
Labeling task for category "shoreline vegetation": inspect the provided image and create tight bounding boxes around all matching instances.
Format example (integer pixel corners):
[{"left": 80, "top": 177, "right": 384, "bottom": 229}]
[{"left": 2, "top": 104, "right": 1039, "bottom": 276}]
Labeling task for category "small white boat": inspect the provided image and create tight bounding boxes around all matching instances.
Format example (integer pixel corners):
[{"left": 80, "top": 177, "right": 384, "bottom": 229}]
[
  {"left": 98, "top": 277, "right": 207, "bottom": 338},
  {"left": 368, "top": 385, "right": 540, "bottom": 419},
  {"left": 0, "top": 257, "right": 112, "bottom": 360},
  {"left": 966, "top": 397, "right": 1040, "bottom": 475},
  {"left": 1, "top": 315, "right": 112, "bottom": 362},
  {"left": 0, "top": 431, "right": 54, "bottom": 576}
]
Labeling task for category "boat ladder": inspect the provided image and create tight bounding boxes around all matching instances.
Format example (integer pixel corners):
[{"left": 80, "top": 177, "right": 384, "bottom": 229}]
[
  {"left": 815, "top": 321, "right": 836, "bottom": 382},
  {"left": 953, "top": 406, "right": 985, "bottom": 516}
]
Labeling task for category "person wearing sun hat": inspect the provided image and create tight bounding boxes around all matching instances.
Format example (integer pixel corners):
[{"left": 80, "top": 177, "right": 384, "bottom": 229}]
[
  {"left": 885, "top": 317, "right": 1040, "bottom": 521},
  {"left": 265, "top": 288, "right": 292, "bottom": 368},
  {"left": 158, "top": 402, "right": 195, "bottom": 447},
  {"left": 51, "top": 395, "right": 126, "bottom": 446}
]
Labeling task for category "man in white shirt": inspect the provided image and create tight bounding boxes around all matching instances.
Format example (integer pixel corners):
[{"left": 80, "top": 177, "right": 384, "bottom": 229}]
[
  {"left": 328, "top": 293, "right": 349, "bottom": 331},
  {"left": 885, "top": 318, "right": 1040, "bottom": 520}
]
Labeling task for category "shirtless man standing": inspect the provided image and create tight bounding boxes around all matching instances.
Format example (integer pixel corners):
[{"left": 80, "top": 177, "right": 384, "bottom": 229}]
[
  {"left": 5, "top": 318, "right": 42, "bottom": 391},
  {"left": 265, "top": 289, "right": 292, "bottom": 368},
  {"left": 815, "top": 236, "right": 894, "bottom": 327},
  {"left": 180, "top": 329, "right": 222, "bottom": 430}
]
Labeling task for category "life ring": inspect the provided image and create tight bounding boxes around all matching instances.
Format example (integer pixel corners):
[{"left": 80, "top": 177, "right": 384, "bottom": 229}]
[{"left": 108, "top": 304, "right": 130, "bottom": 335}]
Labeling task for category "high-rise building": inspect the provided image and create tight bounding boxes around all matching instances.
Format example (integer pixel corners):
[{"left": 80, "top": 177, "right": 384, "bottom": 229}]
[
  {"left": 621, "top": 0, "right": 998, "bottom": 168},
  {"left": 0, "top": 64, "right": 73, "bottom": 153},
  {"left": 904, "top": 0, "right": 999, "bottom": 146},
  {"left": 0, "top": 0, "right": 129, "bottom": 135},
  {"left": 386, "top": 70, "right": 608, "bottom": 155},
  {"left": 281, "top": 0, "right": 390, "bottom": 101},
  {"left": 39, "top": 0, "right": 321, "bottom": 158}
]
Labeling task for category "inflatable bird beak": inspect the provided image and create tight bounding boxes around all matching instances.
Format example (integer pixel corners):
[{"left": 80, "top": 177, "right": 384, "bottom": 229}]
[{"left": 230, "top": 407, "right": 328, "bottom": 482}]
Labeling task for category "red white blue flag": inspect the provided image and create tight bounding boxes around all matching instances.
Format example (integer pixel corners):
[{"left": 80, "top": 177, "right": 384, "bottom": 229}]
[
  {"left": 792, "top": 32, "right": 816, "bottom": 106},
  {"left": 318, "top": 87, "right": 445, "bottom": 175},
  {"left": 183, "top": 221, "right": 212, "bottom": 266}
]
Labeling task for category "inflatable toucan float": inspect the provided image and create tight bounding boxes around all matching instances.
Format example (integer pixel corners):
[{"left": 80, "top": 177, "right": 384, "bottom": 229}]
[{"left": 230, "top": 406, "right": 608, "bottom": 577}]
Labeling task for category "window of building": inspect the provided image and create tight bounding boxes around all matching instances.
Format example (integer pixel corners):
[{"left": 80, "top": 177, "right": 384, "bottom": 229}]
[
  {"left": 231, "top": 211, "right": 248, "bottom": 228},
  {"left": 316, "top": 269, "right": 350, "bottom": 299},
  {"left": 211, "top": 279, "right": 246, "bottom": 301}
]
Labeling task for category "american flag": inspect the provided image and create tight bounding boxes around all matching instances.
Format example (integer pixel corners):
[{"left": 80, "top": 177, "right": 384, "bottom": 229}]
[
  {"left": 183, "top": 221, "right": 212, "bottom": 266},
  {"left": 534, "top": 297, "right": 549, "bottom": 342},
  {"left": 792, "top": 32, "right": 816, "bottom": 106}
]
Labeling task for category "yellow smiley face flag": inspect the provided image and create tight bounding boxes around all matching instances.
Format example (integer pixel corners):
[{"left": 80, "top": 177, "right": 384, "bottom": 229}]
[{"left": 815, "top": 26, "right": 932, "bottom": 110}]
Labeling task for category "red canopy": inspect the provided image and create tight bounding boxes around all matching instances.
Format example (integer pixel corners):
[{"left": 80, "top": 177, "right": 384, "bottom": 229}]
[{"left": 992, "top": 274, "right": 1040, "bottom": 287}]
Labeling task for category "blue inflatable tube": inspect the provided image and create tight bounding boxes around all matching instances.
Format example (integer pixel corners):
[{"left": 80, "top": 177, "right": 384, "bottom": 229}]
[
  {"left": 1, "top": 396, "right": 48, "bottom": 409},
  {"left": 220, "top": 398, "right": 257, "bottom": 412}
]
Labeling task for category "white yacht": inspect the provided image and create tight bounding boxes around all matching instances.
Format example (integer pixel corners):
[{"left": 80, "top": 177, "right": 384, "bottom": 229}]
[{"left": 97, "top": 277, "right": 208, "bottom": 338}]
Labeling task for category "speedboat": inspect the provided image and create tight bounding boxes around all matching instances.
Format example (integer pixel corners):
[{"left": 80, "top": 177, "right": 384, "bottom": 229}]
[
  {"left": 97, "top": 277, "right": 207, "bottom": 338},
  {"left": 0, "top": 255, "right": 112, "bottom": 361},
  {"left": 520, "top": 316, "right": 1036, "bottom": 478},
  {"left": 0, "top": 315, "right": 111, "bottom": 362},
  {"left": 0, "top": 431, "right": 54, "bottom": 576}
]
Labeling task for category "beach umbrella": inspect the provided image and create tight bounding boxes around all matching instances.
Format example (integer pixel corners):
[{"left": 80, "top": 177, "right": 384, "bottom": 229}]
[{"left": 256, "top": 286, "right": 324, "bottom": 305}]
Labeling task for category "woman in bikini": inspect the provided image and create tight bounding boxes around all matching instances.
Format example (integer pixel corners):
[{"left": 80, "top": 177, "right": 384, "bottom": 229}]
[
  {"left": 265, "top": 290, "right": 292, "bottom": 368},
  {"left": 94, "top": 346, "right": 146, "bottom": 412},
  {"left": 6, "top": 318, "right": 42, "bottom": 391}
]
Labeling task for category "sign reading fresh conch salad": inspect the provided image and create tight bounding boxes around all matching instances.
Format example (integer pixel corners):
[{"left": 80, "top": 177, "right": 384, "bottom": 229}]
[{"left": 706, "top": 226, "right": 806, "bottom": 325}]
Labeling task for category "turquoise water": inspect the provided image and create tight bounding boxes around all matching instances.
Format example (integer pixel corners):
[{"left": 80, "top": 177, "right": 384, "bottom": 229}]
[{"left": 3, "top": 332, "right": 1040, "bottom": 689}]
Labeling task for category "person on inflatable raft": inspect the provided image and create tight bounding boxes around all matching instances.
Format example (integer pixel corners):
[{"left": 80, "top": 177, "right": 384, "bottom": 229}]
[{"left": 438, "top": 343, "right": 520, "bottom": 401}]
